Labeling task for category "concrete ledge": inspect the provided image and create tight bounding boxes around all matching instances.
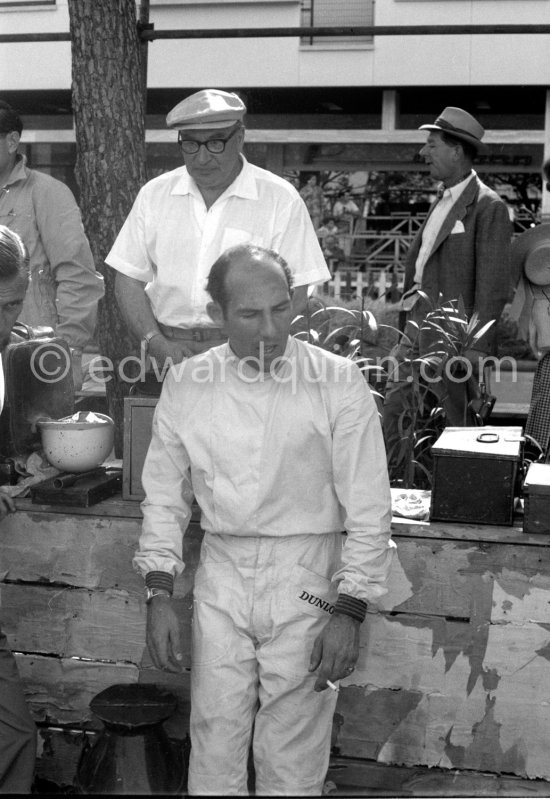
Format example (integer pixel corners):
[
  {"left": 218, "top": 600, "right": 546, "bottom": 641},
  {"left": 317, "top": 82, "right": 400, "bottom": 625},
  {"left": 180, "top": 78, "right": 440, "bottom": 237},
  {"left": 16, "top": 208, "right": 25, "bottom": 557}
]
[{"left": 326, "top": 756, "right": 550, "bottom": 797}]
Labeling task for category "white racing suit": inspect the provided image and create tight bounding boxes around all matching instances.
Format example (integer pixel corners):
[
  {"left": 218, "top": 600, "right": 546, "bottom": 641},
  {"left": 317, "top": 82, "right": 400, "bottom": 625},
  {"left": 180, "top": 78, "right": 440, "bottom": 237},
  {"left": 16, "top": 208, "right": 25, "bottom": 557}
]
[{"left": 188, "top": 531, "right": 341, "bottom": 796}]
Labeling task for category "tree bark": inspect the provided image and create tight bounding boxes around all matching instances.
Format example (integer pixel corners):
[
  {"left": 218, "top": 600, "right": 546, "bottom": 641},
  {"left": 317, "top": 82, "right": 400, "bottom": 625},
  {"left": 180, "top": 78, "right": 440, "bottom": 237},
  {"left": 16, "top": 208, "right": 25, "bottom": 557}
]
[{"left": 68, "top": 0, "right": 148, "bottom": 455}]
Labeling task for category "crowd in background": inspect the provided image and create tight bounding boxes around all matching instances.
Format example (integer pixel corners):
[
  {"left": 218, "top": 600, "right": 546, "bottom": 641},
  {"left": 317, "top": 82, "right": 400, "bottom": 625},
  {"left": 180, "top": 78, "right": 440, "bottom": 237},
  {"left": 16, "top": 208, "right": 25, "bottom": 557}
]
[{"left": 293, "top": 168, "right": 546, "bottom": 294}]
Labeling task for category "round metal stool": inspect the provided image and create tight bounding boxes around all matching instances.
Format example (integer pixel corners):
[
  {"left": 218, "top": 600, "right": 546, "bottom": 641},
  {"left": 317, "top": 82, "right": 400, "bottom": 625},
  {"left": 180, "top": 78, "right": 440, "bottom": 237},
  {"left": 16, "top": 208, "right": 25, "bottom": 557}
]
[{"left": 75, "top": 683, "right": 186, "bottom": 795}]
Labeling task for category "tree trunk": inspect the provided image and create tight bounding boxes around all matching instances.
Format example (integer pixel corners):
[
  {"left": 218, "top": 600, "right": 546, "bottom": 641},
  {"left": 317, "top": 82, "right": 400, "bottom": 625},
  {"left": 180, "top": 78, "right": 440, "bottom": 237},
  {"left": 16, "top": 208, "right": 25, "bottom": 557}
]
[{"left": 68, "top": 0, "right": 148, "bottom": 455}]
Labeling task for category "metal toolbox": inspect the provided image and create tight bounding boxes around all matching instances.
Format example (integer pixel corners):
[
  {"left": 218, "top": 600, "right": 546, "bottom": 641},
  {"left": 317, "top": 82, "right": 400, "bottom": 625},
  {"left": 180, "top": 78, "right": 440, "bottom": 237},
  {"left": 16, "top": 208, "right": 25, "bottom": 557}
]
[
  {"left": 523, "top": 462, "right": 550, "bottom": 534},
  {"left": 430, "top": 426, "right": 523, "bottom": 526},
  {"left": 122, "top": 397, "right": 158, "bottom": 501}
]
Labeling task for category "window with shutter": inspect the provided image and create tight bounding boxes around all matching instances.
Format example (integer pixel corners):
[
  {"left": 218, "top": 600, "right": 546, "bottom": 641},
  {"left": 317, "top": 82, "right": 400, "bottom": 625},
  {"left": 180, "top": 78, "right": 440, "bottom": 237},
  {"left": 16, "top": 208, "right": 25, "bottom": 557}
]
[{"left": 300, "top": 0, "right": 374, "bottom": 45}]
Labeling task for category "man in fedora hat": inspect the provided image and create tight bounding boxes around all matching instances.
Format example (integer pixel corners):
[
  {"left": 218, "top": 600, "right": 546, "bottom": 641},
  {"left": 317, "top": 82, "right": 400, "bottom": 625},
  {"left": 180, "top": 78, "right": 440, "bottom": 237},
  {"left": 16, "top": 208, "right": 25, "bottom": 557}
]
[
  {"left": 106, "top": 89, "right": 330, "bottom": 372},
  {"left": 509, "top": 160, "right": 550, "bottom": 455},
  {"left": 383, "top": 107, "right": 512, "bottom": 459}
]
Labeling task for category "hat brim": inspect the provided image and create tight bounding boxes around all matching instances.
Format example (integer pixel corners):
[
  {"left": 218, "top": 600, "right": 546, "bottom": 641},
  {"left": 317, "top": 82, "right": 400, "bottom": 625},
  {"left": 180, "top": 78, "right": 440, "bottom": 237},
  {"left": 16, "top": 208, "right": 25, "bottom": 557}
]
[
  {"left": 511, "top": 223, "right": 550, "bottom": 286},
  {"left": 419, "top": 123, "right": 487, "bottom": 153},
  {"left": 167, "top": 118, "right": 240, "bottom": 131}
]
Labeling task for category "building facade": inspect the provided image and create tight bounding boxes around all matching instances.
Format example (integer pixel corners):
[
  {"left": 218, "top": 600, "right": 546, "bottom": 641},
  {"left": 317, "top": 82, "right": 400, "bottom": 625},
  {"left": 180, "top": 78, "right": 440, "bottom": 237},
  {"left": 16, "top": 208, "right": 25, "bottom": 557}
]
[{"left": 0, "top": 0, "right": 549, "bottom": 218}]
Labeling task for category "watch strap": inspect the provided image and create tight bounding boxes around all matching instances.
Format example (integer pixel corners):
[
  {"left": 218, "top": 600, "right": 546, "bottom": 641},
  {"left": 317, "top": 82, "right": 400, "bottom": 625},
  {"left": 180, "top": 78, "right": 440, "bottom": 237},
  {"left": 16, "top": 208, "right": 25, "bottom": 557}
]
[
  {"left": 141, "top": 328, "right": 162, "bottom": 355},
  {"left": 145, "top": 587, "right": 171, "bottom": 604}
]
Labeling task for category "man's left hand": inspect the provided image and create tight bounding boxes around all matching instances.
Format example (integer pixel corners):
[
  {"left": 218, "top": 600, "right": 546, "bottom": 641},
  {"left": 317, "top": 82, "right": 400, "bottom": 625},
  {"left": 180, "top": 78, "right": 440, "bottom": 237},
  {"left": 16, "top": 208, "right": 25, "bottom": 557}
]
[{"left": 308, "top": 612, "right": 361, "bottom": 692}]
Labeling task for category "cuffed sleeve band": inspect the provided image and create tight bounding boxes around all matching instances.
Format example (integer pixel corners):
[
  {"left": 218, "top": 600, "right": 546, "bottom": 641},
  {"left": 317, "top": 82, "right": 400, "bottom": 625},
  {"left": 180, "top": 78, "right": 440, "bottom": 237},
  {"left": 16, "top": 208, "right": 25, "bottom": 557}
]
[
  {"left": 145, "top": 571, "right": 174, "bottom": 595},
  {"left": 334, "top": 593, "right": 367, "bottom": 623}
]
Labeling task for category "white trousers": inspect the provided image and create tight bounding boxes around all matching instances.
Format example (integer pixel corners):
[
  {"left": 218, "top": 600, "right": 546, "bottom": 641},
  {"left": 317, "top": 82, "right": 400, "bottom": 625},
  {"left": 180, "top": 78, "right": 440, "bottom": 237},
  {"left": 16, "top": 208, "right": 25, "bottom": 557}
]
[{"left": 187, "top": 531, "right": 341, "bottom": 796}]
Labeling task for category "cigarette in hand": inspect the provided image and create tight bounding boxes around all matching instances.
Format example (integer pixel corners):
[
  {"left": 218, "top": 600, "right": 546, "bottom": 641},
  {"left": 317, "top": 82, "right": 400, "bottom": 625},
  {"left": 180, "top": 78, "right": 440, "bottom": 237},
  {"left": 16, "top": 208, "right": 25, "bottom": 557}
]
[{"left": 326, "top": 679, "right": 339, "bottom": 692}]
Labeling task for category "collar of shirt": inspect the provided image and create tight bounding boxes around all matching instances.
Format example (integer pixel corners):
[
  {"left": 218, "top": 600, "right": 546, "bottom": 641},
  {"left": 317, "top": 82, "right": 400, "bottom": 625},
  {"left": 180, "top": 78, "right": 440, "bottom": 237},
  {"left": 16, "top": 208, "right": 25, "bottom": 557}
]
[
  {"left": 438, "top": 170, "right": 475, "bottom": 204},
  {"left": 3, "top": 154, "right": 29, "bottom": 190},
  {"left": 170, "top": 155, "right": 258, "bottom": 203}
]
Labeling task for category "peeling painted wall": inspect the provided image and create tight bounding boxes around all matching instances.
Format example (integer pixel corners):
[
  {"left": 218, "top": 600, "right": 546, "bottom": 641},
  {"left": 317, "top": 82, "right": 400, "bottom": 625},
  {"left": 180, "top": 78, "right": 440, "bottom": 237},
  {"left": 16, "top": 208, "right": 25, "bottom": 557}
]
[
  {"left": 3, "top": 505, "right": 550, "bottom": 783},
  {"left": 333, "top": 527, "right": 550, "bottom": 780}
]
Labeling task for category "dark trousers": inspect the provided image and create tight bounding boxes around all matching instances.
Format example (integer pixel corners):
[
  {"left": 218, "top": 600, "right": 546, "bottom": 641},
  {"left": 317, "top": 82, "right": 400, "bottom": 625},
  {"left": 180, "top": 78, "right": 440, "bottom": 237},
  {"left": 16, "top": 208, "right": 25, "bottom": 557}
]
[{"left": 0, "top": 629, "right": 36, "bottom": 793}]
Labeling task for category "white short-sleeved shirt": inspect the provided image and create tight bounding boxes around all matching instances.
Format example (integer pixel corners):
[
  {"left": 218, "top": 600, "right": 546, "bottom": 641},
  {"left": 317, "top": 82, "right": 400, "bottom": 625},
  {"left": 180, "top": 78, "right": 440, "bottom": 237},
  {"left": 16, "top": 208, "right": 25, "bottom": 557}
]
[{"left": 106, "top": 157, "right": 331, "bottom": 328}]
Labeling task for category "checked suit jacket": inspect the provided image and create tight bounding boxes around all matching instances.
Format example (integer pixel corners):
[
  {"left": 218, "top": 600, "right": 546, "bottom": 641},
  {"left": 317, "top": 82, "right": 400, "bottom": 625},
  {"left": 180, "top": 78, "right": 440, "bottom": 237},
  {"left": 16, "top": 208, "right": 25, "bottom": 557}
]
[{"left": 402, "top": 175, "right": 513, "bottom": 355}]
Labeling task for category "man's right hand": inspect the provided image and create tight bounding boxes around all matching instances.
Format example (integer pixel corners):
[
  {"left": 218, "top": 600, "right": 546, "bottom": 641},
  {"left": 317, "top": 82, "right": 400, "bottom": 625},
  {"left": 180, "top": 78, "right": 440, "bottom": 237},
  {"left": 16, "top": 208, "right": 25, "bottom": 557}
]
[
  {"left": 146, "top": 595, "right": 183, "bottom": 672},
  {"left": 0, "top": 489, "right": 15, "bottom": 521},
  {"left": 148, "top": 334, "right": 194, "bottom": 366}
]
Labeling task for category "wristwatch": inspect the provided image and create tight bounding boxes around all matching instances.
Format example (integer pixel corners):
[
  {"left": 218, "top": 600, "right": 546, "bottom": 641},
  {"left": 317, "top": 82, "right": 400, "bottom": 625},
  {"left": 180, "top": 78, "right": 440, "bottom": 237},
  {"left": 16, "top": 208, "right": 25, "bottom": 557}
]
[
  {"left": 145, "top": 587, "right": 171, "bottom": 604},
  {"left": 141, "top": 329, "right": 161, "bottom": 357}
]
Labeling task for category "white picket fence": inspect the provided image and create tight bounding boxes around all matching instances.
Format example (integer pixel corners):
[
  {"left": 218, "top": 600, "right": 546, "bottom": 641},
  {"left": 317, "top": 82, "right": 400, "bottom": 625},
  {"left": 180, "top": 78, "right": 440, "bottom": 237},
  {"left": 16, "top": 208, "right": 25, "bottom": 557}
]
[{"left": 321, "top": 267, "right": 405, "bottom": 301}]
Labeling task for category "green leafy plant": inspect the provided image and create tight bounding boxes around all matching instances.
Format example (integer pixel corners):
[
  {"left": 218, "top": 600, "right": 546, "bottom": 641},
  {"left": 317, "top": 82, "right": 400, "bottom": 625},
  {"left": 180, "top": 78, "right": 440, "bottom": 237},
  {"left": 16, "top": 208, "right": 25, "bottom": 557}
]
[
  {"left": 291, "top": 295, "right": 398, "bottom": 403},
  {"left": 292, "top": 292, "right": 498, "bottom": 490},
  {"left": 382, "top": 293, "right": 496, "bottom": 489},
  {"left": 383, "top": 366, "right": 445, "bottom": 490}
]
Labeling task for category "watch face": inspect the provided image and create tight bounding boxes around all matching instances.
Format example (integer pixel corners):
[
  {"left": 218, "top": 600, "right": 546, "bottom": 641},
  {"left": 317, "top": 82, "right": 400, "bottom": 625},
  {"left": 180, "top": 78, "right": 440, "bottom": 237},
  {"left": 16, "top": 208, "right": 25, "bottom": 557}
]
[{"left": 145, "top": 588, "right": 169, "bottom": 603}]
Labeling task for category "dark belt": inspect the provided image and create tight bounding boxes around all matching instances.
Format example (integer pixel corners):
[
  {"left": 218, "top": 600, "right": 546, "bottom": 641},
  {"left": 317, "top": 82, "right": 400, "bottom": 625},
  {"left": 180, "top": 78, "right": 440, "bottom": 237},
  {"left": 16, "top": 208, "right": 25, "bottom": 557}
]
[{"left": 158, "top": 323, "right": 227, "bottom": 342}]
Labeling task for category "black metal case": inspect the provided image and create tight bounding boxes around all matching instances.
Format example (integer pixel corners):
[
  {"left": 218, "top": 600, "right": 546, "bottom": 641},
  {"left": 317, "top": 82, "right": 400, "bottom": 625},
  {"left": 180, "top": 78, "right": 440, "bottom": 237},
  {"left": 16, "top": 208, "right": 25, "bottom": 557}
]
[
  {"left": 430, "top": 426, "right": 523, "bottom": 526},
  {"left": 523, "top": 462, "right": 550, "bottom": 534}
]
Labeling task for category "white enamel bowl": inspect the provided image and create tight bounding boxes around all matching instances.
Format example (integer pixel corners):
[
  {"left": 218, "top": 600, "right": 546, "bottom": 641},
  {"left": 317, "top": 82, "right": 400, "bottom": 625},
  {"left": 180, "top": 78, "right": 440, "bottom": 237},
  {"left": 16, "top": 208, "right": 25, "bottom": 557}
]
[{"left": 37, "top": 413, "right": 115, "bottom": 473}]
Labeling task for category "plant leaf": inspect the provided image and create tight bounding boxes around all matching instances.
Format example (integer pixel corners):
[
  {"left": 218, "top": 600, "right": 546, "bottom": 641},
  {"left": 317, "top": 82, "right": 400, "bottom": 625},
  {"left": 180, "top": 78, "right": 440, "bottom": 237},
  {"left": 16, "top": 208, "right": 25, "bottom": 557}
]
[{"left": 471, "top": 319, "right": 496, "bottom": 344}]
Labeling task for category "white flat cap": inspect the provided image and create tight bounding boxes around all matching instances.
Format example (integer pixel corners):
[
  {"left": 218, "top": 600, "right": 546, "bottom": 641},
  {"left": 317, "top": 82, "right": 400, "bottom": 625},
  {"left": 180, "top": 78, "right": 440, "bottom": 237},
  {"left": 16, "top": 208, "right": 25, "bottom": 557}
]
[{"left": 166, "top": 89, "right": 246, "bottom": 130}]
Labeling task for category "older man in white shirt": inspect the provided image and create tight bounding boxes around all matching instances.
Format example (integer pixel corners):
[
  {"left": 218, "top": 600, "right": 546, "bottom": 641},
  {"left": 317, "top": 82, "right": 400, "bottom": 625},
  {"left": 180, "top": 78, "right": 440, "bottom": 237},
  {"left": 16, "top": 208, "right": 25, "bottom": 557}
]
[
  {"left": 106, "top": 89, "right": 330, "bottom": 372},
  {"left": 135, "top": 243, "right": 395, "bottom": 796}
]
